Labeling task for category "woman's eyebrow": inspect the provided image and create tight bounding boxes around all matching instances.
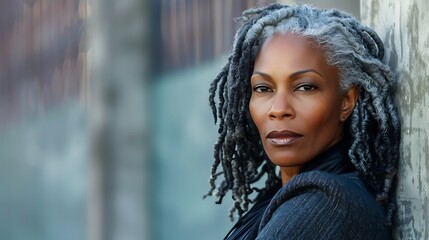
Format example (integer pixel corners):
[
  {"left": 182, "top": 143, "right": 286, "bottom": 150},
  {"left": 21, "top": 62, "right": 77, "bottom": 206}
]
[
  {"left": 290, "top": 69, "right": 324, "bottom": 79},
  {"left": 251, "top": 71, "right": 272, "bottom": 80},
  {"left": 252, "top": 69, "right": 324, "bottom": 80}
]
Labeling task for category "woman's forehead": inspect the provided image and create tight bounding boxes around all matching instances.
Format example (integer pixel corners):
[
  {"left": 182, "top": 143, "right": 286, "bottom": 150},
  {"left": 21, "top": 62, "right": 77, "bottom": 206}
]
[{"left": 254, "top": 33, "right": 337, "bottom": 76}]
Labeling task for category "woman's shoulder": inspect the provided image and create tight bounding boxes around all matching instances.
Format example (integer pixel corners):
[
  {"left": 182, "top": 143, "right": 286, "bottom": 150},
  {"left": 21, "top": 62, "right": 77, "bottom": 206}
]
[{"left": 257, "top": 171, "right": 390, "bottom": 240}]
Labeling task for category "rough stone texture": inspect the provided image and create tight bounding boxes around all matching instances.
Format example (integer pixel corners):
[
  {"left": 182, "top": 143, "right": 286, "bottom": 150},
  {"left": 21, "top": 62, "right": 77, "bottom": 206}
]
[{"left": 361, "top": 0, "right": 429, "bottom": 238}]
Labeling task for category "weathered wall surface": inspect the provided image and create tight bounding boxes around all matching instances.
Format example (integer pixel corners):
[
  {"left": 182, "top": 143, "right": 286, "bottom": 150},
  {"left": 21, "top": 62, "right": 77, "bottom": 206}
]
[{"left": 361, "top": 0, "right": 429, "bottom": 238}]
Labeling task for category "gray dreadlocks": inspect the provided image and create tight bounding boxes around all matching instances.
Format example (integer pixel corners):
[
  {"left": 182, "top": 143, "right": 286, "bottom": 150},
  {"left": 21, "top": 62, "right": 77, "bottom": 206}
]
[{"left": 206, "top": 3, "right": 400, "bottom": 225}]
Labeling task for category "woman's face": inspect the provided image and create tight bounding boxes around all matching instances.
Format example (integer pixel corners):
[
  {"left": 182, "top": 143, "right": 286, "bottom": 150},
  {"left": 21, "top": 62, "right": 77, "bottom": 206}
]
[{"left": 249, "top": 33, "right": 357, "bottom": 182}]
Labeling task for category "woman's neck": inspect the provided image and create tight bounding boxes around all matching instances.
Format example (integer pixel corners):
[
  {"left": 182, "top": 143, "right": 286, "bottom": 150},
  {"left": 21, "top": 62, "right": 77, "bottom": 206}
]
[
  {"left": 280, "top": 167, "right": 300, "bottom": 185},
  {"left": 279, "top": 139, "right": 351, "bottom": 185}
]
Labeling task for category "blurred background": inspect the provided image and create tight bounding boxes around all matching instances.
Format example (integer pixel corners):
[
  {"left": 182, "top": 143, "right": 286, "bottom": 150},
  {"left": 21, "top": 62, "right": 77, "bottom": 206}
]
[{"left": 4, "top": 0, "right": 425, "bottom": 240}]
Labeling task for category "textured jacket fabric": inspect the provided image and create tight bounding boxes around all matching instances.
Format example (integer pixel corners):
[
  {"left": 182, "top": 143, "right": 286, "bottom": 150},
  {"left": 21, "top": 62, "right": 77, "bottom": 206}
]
[
  {"left": 256, "top": 171, "right": 389, "bottom": 239},
  {"left": 224, "top": 142, "right": 390, "bottom": 240}
]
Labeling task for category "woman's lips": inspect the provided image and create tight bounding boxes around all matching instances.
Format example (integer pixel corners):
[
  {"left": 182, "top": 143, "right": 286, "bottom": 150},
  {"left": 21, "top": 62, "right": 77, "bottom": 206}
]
[{"left": 266, "top": 131, "right": 303, "bottom": 145}]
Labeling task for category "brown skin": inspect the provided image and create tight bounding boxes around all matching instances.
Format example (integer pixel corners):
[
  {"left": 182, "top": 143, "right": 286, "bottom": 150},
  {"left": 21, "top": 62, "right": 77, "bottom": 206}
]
[{"left": 249, "top": 33, "right": 359, "bottom": 185}]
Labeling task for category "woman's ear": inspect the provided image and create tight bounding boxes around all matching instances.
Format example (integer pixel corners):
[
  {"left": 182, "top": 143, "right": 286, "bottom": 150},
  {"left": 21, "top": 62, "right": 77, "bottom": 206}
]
[{"left": 340, "top": 85, "right": 359, "bottom": 122}]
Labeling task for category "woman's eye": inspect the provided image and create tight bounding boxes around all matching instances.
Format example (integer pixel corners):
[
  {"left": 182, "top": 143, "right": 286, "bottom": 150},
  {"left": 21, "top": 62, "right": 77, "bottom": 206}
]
[
  {"left": 295, "top": 84, "right": 316, "bottom": 91},
  {"left": 253, "top": 85, "right": 272, "bottom": 93}
]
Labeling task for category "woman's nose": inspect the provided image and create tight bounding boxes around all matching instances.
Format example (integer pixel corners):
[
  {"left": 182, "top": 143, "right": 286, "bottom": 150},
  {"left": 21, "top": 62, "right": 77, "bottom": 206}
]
[{"left": 268, "top": 92, "right": 294, "bottom": 119}]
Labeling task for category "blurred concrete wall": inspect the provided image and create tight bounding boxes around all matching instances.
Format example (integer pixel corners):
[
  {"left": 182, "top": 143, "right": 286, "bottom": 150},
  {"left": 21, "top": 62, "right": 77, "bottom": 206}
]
[
  {"left": 0, "top": 103, "right": 88, "bottom": 240},
  {"left": 361, "top": 0, "right": 429, "bottom": 238},
  {"left": 151, "top": 59, "right": 234, "bottom": 240}
]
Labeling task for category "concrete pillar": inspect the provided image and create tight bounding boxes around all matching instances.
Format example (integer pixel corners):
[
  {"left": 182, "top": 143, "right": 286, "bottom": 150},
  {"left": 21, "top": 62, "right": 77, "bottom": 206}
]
[
  {"left": 89, "top": 0, "right": 150, "bottom": 239},
  {"left": 361, "top": 0, "right": 429, "bottom": 238}
]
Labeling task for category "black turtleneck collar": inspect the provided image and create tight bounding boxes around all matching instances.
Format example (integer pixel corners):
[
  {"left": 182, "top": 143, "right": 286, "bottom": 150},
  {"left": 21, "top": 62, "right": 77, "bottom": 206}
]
[{"left": 299, "top": 139, "right": 355, "bottom": 175}]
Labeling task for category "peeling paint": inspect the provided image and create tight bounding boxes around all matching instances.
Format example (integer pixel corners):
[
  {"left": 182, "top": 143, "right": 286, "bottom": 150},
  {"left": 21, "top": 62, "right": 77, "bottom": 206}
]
[{"left": 362, "top": 0, "right": 429, "bottom": 238}]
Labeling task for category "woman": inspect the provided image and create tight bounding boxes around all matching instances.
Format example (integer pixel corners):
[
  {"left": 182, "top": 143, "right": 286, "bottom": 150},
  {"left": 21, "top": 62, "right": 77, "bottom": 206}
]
[{"left": 205, "top": 3, "right": 400, "bottom": 240}]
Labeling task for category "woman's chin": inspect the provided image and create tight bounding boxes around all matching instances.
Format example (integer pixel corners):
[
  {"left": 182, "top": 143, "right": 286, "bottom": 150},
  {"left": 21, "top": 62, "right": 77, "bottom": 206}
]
[{"left": 268, "top": 154, "right": 305, "bottom": 168}]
